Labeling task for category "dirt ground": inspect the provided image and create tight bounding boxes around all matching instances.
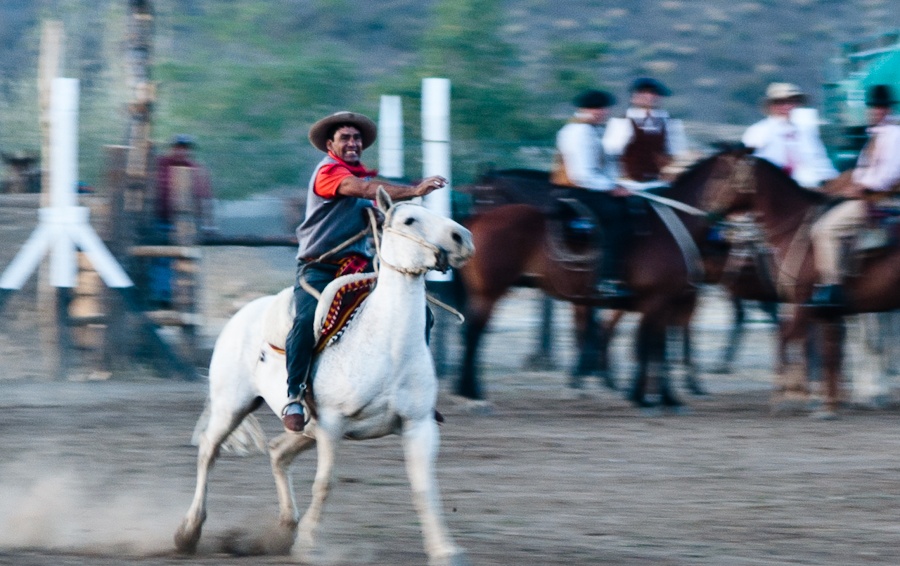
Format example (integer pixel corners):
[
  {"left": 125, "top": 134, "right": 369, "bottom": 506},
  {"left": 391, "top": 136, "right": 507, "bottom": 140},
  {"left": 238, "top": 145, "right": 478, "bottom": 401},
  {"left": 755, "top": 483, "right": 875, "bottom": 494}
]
[{"left": 2, "top": 248, "right": 900, "bottom": 566}]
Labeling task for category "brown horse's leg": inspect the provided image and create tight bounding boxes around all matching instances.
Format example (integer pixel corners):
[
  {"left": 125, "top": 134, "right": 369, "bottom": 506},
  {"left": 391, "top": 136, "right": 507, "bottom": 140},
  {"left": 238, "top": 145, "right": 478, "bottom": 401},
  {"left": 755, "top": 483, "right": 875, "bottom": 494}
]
[
  {"left": 630, "top": 313, "right": 680, "bottom": 408},
  {"left": 818, "top": 318, "right": 846, "bottom": 416},
  {"left": 673, "top": 297, "right": 705, "bottom": 396},
  {"left": 458, "top": 295, "right": 496, "bottom": 400},
  {"left": 569, "top": 305, "right": 616, "bottom": 391},
  {"left": 774, "top": 306, "right": 810, "bottom": 405}
]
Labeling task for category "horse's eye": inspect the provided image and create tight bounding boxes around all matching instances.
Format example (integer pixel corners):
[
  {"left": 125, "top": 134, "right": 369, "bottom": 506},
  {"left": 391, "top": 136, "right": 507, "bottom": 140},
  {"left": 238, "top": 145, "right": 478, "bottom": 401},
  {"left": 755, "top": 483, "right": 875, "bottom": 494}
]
[{"left": 404, "top": 217, "right": 415, "bottom": 226}]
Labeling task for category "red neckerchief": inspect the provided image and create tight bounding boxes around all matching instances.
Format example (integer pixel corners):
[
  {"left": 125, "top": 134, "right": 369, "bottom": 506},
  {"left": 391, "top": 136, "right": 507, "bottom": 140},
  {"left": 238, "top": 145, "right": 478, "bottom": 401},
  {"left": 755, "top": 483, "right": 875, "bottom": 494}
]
[{"left": 328, "top": 151, "right": 378, "bottom": 179}]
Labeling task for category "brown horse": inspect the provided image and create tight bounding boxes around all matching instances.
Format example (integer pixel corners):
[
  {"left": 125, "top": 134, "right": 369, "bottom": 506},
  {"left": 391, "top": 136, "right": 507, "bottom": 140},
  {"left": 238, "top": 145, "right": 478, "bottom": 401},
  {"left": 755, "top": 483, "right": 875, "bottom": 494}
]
[
  {"left": 457, "top": 159, "right": 732, "bottom": 408},
  {"left": 702, "top": 149, "right": 900, "bottom": 415}
]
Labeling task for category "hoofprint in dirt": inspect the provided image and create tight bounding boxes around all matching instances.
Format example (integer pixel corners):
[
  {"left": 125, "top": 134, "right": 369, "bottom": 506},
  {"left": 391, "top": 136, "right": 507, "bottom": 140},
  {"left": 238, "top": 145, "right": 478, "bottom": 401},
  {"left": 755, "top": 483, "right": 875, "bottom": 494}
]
[{"left": 1, "top": 376, "right": 900, "bottom": 566}]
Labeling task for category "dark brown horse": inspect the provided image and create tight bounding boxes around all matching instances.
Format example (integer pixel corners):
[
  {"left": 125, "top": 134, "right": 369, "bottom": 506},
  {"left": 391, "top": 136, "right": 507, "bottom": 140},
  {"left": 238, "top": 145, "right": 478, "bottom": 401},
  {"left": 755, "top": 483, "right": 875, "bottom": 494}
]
[
  {"left": 702, "top": 149, "right": 900, "bottom": 415},
  {"left": 457, "top": 159, "right": 732, "bottom": 408}
]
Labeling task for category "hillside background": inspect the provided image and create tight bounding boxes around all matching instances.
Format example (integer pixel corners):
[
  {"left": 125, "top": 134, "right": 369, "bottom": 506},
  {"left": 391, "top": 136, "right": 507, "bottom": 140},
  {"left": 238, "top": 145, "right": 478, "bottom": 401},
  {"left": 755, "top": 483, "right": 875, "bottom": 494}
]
[{"left": 0, "top": 0, "right": 897, "bottom": 200}]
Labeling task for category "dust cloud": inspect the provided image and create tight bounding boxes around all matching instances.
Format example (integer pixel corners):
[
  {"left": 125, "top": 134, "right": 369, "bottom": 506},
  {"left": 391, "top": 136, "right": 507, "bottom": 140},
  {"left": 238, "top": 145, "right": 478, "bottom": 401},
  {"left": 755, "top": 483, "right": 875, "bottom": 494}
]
[{"left": 0, "top": 461, "right": 182, "bottom": 556}]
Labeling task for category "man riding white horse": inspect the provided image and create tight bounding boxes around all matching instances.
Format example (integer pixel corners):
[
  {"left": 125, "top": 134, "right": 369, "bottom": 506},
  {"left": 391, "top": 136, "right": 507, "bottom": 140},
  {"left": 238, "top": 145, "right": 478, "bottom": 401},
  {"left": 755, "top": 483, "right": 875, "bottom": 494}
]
[
  {"left": 808, "top": 84, "right": 900, "bottom": 309},
  {"left": 284, "top": 111, "right": 448, "bottom": 432}
]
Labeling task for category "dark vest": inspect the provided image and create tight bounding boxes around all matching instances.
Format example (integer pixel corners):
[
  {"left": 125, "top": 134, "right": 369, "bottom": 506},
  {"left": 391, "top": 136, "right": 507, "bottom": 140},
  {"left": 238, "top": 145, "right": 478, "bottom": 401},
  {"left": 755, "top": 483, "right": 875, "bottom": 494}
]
[
  {"left": 295, "top": 156, "right": 372, "bottom": 260},
  {"left": 621, "top": 116, "right": 670, "bottom": 181}
]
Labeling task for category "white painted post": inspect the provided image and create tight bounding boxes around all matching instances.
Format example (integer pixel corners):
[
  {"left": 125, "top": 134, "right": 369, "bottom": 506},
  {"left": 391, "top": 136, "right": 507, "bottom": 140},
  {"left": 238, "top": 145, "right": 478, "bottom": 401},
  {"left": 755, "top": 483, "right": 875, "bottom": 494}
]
[
  {"left": 50, "top": 78, "right": 78, "bottom": 209},
  {"left": 421, "top": 78, "right": 452, "bottom": 282},
  {"left": 378, "top": 95, "right": 404, "bottom": 179},
  {"left": 421, "top": 78, "right": 452, "bottom": 217},
  {"left": 49, "top": 77, "right": 79, "bottom": 287},
  {"left": 0, "top": 78, "right": 133, "bottom": 292}
]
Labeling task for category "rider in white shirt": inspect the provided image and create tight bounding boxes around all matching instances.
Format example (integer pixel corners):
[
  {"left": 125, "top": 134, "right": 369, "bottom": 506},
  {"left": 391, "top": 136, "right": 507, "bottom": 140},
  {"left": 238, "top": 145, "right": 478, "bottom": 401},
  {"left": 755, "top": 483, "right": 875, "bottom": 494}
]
[
  {"left": 808, "top": 84, "right": 900, "bottom": 309},
  {"left": 742, "top": 82, "right": 838, "bottom": 189},
  {"left": 551, "top": 89, "right": 631, "bottom": 300}
]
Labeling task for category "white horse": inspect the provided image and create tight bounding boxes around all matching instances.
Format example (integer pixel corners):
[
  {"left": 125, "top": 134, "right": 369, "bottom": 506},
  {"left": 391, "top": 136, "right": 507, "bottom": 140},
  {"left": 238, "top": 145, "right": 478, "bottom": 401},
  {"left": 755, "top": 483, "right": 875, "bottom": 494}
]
[
  {"left": 175, "top": 189, "right": 474, "bottom": 566},
  {"left": 848, "top": 311, "right": 900, "bottom": 407}
]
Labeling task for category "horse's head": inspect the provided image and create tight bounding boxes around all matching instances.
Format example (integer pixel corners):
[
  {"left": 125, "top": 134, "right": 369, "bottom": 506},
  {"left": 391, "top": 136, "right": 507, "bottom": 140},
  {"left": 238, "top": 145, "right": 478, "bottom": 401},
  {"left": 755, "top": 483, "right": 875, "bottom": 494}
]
[
  {"left": 699, "top": 148, "right": 757, "bottom": 216},
  {"left": 376, "top": 188, "right": 475, "bottom": 275}
]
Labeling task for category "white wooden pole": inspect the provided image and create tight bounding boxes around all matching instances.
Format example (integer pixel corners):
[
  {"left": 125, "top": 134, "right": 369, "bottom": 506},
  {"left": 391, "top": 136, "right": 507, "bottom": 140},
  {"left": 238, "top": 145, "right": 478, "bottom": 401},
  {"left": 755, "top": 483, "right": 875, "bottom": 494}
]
[
  {"left": 422, "top": 78, "right": 452, "bottom": 282},
  {"left": 421, "top": 78, "right": 452, "bottom": 218},
  {"left": 378, "top": 95, "right": 404, "bottom": 179},
  {"left": 50, "top": 77, "right": 79, "bottom": 208},
  {"left": 0, "top": 78, "right": 133, "bottom": 291}
]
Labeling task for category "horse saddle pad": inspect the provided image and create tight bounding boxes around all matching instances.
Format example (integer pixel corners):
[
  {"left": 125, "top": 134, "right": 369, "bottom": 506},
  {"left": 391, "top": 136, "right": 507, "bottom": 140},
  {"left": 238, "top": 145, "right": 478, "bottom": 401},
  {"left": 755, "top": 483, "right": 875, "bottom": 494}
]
[
  {"left": 313, "top": 273, "right": 377, "bottom": 353},
  {"left": 854, "top": 203, "right": 900, "bottom": 252}
]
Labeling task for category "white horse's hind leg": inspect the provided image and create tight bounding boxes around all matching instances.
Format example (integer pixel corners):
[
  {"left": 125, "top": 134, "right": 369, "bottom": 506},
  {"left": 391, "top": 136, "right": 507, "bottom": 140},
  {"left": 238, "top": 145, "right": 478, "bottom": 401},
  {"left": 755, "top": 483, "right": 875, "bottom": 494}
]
[
  {"left": 850, "top": 314, "right": 889, "bottom": 407},
  {"left": 402, "top": 418, "right": 467, "bottom": 566},
  {"left": 174, "top": 401, "right": 257, "bottom": 553},
  {"left": 268, "top": 429, "right": 316, "bottom": 527},
  {"left": 294, "top": 414, "right": 342, "bottom": 559}
]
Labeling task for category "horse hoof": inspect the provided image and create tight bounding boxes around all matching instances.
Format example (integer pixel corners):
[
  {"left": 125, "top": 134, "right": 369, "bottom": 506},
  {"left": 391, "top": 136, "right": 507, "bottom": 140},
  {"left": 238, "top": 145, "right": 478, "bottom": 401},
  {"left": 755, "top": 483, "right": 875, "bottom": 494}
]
[
  {"left": 639, "top": 406, "right": 664, "bottom": 418},
  {"left": 811, "top": 409, "right": 839, "bottom": 421},
  {"left": 173, "top": 523, "right": 200, "bottom": 554},
  {"left": 599, "top": 373, "right": 618, "bottom": 391},
  {"left": 430, "top": 549, "right": 471, "bottom": 566},
  {"left": 665, "top": 405, "right": 692, "bottom": 416},
  {"left": 685, "top": 382, "right": 708, "bottom": 396}
]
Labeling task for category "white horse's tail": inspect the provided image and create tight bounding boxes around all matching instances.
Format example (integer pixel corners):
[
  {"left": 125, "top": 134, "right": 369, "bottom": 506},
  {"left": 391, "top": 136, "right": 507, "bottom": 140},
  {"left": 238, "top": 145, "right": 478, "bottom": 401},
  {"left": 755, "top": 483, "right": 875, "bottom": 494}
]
[{"left": 191, "top": 399, "right": 268, "bottom": 455}]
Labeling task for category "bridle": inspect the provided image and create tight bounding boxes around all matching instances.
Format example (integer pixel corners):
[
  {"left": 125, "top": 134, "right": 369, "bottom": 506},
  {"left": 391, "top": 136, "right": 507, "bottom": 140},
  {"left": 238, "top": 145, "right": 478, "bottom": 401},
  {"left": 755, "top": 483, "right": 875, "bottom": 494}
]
[
  {"left": 700, "top": 152, "right": 757, "bottom": 217},
  {"left": 371, "top": 204, "right": 447, "bottom": 276}
]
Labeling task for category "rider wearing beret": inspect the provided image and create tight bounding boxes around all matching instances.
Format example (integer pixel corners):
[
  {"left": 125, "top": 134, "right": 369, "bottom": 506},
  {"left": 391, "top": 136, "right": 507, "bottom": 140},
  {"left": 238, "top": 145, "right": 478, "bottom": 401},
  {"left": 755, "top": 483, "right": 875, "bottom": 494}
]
[
  {"left": 282, "top": 111, "right": 448, "bottom": 432},
  {"left": 603, "top": 77, "right": 688, "bottom": 182},
  {"left": 551, "top": 89, "right": 632, "bottom": 300},
  {"left": 808, "top": 84, "right": 900, "bottom": 309}
]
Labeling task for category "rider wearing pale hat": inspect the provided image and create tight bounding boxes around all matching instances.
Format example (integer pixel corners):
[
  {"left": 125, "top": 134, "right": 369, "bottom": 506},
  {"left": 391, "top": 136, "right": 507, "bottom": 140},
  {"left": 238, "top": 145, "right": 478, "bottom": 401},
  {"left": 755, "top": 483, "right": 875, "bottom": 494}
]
[
  {"left": 282, "top": 111, "right": 448, "bottom": 432},
  {"left": 742, "top": 82, "right": 838, "bottom": 189},
  {"left": 808, "top": 84, "right": 900, "bottom": 309}
]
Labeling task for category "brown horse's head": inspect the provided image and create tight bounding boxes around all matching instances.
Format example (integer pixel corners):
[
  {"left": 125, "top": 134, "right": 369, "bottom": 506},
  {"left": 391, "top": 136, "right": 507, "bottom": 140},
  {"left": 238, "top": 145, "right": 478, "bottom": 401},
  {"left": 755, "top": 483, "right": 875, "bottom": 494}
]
[{"left": 695, "top": 146, "right": 759, "bottom": 217}]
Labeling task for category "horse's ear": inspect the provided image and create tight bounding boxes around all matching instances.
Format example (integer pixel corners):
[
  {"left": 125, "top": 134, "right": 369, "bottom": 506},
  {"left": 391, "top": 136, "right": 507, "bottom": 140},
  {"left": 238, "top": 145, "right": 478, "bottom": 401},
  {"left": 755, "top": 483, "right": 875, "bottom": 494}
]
[{"left": 376, "top": 186, "right": 393, "bottom": 212}]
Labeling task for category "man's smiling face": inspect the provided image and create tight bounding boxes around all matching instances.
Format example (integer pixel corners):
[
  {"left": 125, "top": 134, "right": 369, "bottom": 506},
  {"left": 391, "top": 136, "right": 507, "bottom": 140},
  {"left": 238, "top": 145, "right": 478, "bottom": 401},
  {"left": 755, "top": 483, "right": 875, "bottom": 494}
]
[{"left": 327, "top": 125, "right": 364, "bottom": 164}]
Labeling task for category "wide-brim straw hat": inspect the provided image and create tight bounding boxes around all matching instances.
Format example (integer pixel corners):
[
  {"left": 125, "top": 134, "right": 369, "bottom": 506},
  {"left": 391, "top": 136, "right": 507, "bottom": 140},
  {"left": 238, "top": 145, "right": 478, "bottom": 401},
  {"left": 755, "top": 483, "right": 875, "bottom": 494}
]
[
  {"left": 765, "top": 82, "right": 807, "bottom": 103},
  {"left": 308, "top": 111, "right": 378, "bottom": 153}
]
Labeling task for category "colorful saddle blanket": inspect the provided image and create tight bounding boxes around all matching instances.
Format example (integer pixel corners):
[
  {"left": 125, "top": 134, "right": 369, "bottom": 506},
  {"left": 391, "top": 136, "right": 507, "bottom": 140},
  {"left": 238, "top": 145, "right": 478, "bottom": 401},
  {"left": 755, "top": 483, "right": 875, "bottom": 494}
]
[{"left": 313, "top": 273, "right": 377, "bottom": 353}]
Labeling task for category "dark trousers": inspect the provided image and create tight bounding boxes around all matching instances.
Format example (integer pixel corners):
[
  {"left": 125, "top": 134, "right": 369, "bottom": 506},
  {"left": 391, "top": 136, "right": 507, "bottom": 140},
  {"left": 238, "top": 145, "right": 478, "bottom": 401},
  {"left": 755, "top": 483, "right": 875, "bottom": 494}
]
[
  {"left": 284, "top": 259, "right": 434, "bottom": 399},
  {"left": 573, "top": 191, "right": 631, "bottom": 279},
  {"left": 285, "top": 261, "right": 348, "bottom": 399}
]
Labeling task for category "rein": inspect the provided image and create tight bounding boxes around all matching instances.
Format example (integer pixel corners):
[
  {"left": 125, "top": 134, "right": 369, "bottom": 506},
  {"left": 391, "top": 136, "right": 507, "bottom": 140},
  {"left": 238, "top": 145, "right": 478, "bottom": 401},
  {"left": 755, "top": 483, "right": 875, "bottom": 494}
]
[{"left": 299, "top": 196, "right": 465, "bottom": 323}]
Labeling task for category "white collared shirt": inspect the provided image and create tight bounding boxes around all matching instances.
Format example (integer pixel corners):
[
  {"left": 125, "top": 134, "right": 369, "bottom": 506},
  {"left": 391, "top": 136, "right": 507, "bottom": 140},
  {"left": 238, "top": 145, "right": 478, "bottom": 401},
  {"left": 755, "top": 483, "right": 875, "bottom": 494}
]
[
  {"left": 852, "top": 116, "right": 900, "bottom": 191},
  {"left": 742, "top": 111, "right": 838, "bottom": 188},
  {"left": 556, "top": 121, "right": 616, "bottom": 191}
]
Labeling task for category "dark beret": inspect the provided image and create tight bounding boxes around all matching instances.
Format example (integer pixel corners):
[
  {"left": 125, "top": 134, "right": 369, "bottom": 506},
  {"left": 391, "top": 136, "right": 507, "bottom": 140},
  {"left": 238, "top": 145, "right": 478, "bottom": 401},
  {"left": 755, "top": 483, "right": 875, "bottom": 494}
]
[
  {"left": 573, "top": 89, "right": 617, "bottom": 109},
  {"left": 630, "top": 77, "right": 672, "bottom": 96},
  {"left": 866, "top": 84, "right": 897, "bottom": 108}
]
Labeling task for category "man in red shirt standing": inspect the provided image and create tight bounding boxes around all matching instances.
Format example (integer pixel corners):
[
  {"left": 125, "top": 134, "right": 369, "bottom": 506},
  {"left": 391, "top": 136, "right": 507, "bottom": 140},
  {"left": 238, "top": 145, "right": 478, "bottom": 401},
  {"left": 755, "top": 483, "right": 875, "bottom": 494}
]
[
  {"left": 150, "top": 134, "right": 213, "bottom": 306},
  {"left": 282, "top": 111, "right": 448, "bottom": 432}
]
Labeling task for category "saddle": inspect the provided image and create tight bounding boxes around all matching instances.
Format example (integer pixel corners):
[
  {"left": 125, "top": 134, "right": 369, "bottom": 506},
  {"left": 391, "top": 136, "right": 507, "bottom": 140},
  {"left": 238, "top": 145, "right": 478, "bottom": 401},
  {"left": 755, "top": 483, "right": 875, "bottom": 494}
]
[
  {"left": 312, "top": 272, "right": 377, "bottom": 352},
  {"left": 853, "top": 195, "right": 900, "bottom": 253}
]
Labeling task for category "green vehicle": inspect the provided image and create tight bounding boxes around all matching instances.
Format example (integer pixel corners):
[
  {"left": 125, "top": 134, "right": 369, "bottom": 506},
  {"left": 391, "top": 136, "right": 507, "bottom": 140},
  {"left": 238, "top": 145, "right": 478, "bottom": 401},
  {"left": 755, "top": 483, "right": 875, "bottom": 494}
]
[{"left": 821, "top": 29, "right": 900, "bottom": 171}]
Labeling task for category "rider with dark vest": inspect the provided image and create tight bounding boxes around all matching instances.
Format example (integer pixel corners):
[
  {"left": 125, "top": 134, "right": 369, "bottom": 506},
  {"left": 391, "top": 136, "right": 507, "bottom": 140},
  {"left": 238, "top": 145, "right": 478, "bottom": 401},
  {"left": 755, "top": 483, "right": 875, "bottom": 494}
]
[
  {"left": 283, "top": 111, "right": 448, "bottom": 432},
  {"left": 603, "top": 77, "right": 686, "bottom": 182},
  {"left": 551, "top": 89, "right": 632, "bottom": 300}
]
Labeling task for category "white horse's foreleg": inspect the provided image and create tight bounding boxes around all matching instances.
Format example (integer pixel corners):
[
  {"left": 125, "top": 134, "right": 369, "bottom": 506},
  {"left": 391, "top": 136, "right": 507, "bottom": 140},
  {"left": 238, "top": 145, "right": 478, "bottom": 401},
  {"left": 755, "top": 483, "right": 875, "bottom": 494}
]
[
  {"left": 402, "top": 418, "right": 466, "bottom": 566},
  {"left": 268, "top": 429, "right": 316, "bottom": 527},
  {"left": 294, "top": 414, "right": 342, "bottom": 558},
  {"left": 175, "top": 404, "right": 254, "bottom": 553}
]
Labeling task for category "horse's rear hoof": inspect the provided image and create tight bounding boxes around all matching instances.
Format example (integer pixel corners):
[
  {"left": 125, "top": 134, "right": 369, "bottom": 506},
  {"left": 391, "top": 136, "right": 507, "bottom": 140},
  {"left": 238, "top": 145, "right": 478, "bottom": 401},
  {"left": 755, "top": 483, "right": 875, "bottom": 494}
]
[
  {"left": 174, "top": 524, "right": 200, "bottom": 555},
  {"left": 430, "top": 549, "right": 472, "bottom": 566}
]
